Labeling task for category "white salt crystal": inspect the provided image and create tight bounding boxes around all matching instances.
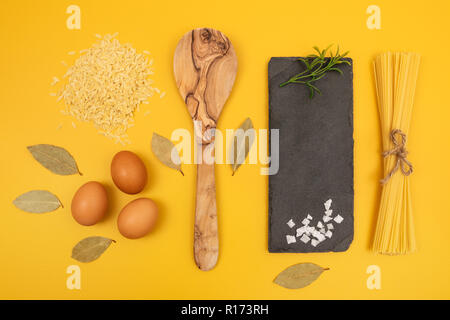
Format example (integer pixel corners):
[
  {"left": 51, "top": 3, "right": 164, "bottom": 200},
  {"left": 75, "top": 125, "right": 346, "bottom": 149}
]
[
  {"left": 306, "top": 226, "right": 315, "bottom": 235},
  {"left": 319, "top": 228, "right": 326, "bottom": 234},
  {"left": 325, "top": 231, "right": 333, "bottom": 238},
  {"left": 323, "top": 216, "right": 333, "bottom": 223},
  {"left": 334, "top": 215, "right": 344, "bottom": 224},
  {"left": 325, "top": 209, "right": 333, "bottom": 216},
  {"left": 307, "top": 214, "right": 313, "bottom": 220},
  {"left": 313, "top": 231, "right": 326, "bottom": 242},
  {"left": 296, "top": 227, "right": 306, "bottom": 237},
  {"left": 327, "top": 223, "right": 334, "bottom": 230},
  {"left": 311, "top": 239, "right": 319, "bottom": 247},
  {"left": 317, "top": 221, "right": 324, "bottom": 228},
  {"left": 286, "top": 235, "right": 296, "bottom": 244},
  {"left": 287, "top": 219, "right": 295, "bottom": 228},
  {"left": 302, "top": 218, "right": 310, "bottom": 225},
  {"left": 300, "top": 234, "right": 311, "bottom": 243},
  {"left": 324, "top": 199, "right": 332, "bottom": 210}
]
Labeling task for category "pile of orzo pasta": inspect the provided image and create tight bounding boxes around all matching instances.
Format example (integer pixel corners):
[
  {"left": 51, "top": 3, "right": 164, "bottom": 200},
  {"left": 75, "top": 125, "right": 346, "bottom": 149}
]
[{"left": 54, "top": 33, "right": 157, "bottom": 144}]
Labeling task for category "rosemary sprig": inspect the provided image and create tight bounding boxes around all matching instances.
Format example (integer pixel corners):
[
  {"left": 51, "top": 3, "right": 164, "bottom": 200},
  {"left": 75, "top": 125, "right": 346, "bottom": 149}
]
[{"left": 280, "top": 45, "right": 350, "bottom": 98}]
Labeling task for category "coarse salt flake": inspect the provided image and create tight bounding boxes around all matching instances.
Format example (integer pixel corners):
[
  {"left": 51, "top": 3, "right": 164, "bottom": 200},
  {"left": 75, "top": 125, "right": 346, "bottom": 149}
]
[
  {"left": 323, "top": 216, "right": 333, "bottom": 223},
  {"left": 307, "top": 214, "right": 313, "bottom": 220},
  {"left": 325, "top": 231, "right": 333, "bottom": 238},
  {"left": 327, "top": 223, "right": 334, "bottom": 230},
  {"left": 313, "top": 231, "right": 326, "bottom": 242},
  {"left": 296, "top": 227, "right": 306, "bottom": 237},
  {"left": 324, "top": 199, "right": 332, "bottom": 210},
  {"left": 287, "top": 219, "right": 295, "bottom": 228},
  {"left": 325, "top": 210, "right": 333, "bottom": 216},
  {"left": 317, "top": 221, "right": 324, "bottom": 228},
  {"left": 334, "top": 215, "right": 344, "bottom": 224},
  {"left": 286, "top": 235, "right": 296, "bottom": 244},
  {"left": 302, "top": 218, "right": 310, "bottom": 226},
  {"left": 300, "top": 234, "right": 311, "bottom": 243},
  {"left": 311, "top": 239, "right": 320, "bottom": 247}
]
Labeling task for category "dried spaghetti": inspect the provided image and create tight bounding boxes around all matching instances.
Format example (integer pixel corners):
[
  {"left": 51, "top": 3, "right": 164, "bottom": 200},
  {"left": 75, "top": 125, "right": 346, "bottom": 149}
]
[{"left": 372, "top": 52, "right": 420, "bottom": 255}]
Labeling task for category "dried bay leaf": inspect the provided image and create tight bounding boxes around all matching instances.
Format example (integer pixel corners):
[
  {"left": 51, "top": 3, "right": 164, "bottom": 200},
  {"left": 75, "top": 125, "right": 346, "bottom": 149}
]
[
  {"left": 274, "top": 263, "right": 329, "bottom": 289},
  {"left": 27, "top": 144, "right": 81, "bottom": 175},
  {"left": 13, "top": 190, "right": 62, "bottom": 213},
  {"left": 71, "top": 236, "right": 115, "bottom": 263},
  {"left": 230, "top": 118, "right": 255, "bottom": 175},
  {"left": 151, "top": 132, "right": 184, "bottom": 175}
]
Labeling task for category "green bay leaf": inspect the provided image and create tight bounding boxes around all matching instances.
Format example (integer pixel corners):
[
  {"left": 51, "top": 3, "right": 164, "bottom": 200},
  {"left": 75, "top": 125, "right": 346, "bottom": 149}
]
[
  {"left": 230, "top": 118, "right": 255, "bottom": 175},
  {"left": 274, "top": 263, "right": 328, "bottom": 289},
  {"left": 151, "top": 133, "right": 184, "bottom": 175},
  {"left": 71, "top": 236, "right": 115, "bottom": 263},
  {"left": 13, "top": 190, "right": 62, "bottom": 213},
  {"left": 27, "top": 144, "right": 81, "bottom": 175}
]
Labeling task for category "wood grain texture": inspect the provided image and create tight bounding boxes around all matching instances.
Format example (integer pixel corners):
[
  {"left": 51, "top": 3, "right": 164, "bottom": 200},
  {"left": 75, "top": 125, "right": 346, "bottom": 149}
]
[
  {"left": 174, "top": 28, "right": 237, "bottom": 271},
  {"left": 194, "top": 146, "right": 218, "bottom": 271}
]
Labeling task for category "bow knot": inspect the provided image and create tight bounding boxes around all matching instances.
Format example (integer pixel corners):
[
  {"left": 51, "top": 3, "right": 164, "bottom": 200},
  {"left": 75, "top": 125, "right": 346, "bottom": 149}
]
[{"left": 380, "top": 129, "right": 413, "bottom": 185}]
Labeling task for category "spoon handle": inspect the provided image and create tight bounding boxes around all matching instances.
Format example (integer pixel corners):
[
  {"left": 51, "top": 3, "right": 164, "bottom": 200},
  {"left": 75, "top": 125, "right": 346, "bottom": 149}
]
[{"left": 194, "top": 144, "right": 218, "bottom": 271}]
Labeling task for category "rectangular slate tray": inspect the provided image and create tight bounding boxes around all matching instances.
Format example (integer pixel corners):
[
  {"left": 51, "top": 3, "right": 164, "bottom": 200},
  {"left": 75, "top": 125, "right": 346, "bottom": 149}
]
[{"left": 268, "top": 57, "right": 354, "bottom": 253}]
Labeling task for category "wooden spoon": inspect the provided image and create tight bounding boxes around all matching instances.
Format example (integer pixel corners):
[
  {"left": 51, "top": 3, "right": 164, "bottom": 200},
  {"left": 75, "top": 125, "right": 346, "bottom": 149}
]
[{"left": 174, "top": 28, "right": 237, "bottom": 271}]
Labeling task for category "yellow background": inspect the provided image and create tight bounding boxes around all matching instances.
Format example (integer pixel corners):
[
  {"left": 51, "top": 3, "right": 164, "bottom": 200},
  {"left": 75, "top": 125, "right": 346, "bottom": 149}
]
[{"left": 1, "top": 0, "right": 449, "bottom": 299}]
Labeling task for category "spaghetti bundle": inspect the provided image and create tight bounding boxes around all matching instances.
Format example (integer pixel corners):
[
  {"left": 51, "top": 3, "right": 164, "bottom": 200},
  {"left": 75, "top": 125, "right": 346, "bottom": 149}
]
[{"left": 372, "top": 52, "right": 420, "bottom": 255}]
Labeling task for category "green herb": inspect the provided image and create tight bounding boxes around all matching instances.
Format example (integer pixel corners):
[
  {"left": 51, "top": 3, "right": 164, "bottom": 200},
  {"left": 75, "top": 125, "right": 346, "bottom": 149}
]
[{"left": 280, "top": 45, "right": 350, "bottom": 98}]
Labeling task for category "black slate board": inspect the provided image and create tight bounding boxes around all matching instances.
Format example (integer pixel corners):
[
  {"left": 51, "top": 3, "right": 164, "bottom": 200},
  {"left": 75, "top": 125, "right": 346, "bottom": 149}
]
[{"left": 268, "top": 57, "right": 354, "bottom": 253}]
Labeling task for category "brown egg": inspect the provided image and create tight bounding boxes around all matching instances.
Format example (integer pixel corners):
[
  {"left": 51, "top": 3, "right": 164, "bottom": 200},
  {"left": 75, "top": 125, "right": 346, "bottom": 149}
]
[
  {"left": 111, "top": 151, "right": 147, "bottom": 194},
  {"left": 71, "top": 181, "right": 108, "bottom": 226},
  {"left": 117, "top": 198, "right": 158, "bottom": 239}
]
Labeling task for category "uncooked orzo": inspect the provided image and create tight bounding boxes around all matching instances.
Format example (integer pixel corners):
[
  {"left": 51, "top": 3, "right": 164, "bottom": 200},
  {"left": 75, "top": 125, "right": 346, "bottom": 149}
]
[{"left": 54, "top": 33, "right": 157, "bottom": 144}]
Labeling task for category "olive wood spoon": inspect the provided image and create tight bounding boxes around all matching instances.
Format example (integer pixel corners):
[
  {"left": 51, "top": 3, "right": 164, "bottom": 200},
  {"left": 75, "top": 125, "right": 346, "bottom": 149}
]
[{"left": 173, "top": 28, "right": 237, "bottom": 271}]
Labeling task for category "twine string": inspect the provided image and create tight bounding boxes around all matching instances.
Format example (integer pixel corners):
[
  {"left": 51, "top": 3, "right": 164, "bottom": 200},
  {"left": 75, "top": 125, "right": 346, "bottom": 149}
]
[{"left": 380, "top": 129, "right": 413, "bottom": 185}]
